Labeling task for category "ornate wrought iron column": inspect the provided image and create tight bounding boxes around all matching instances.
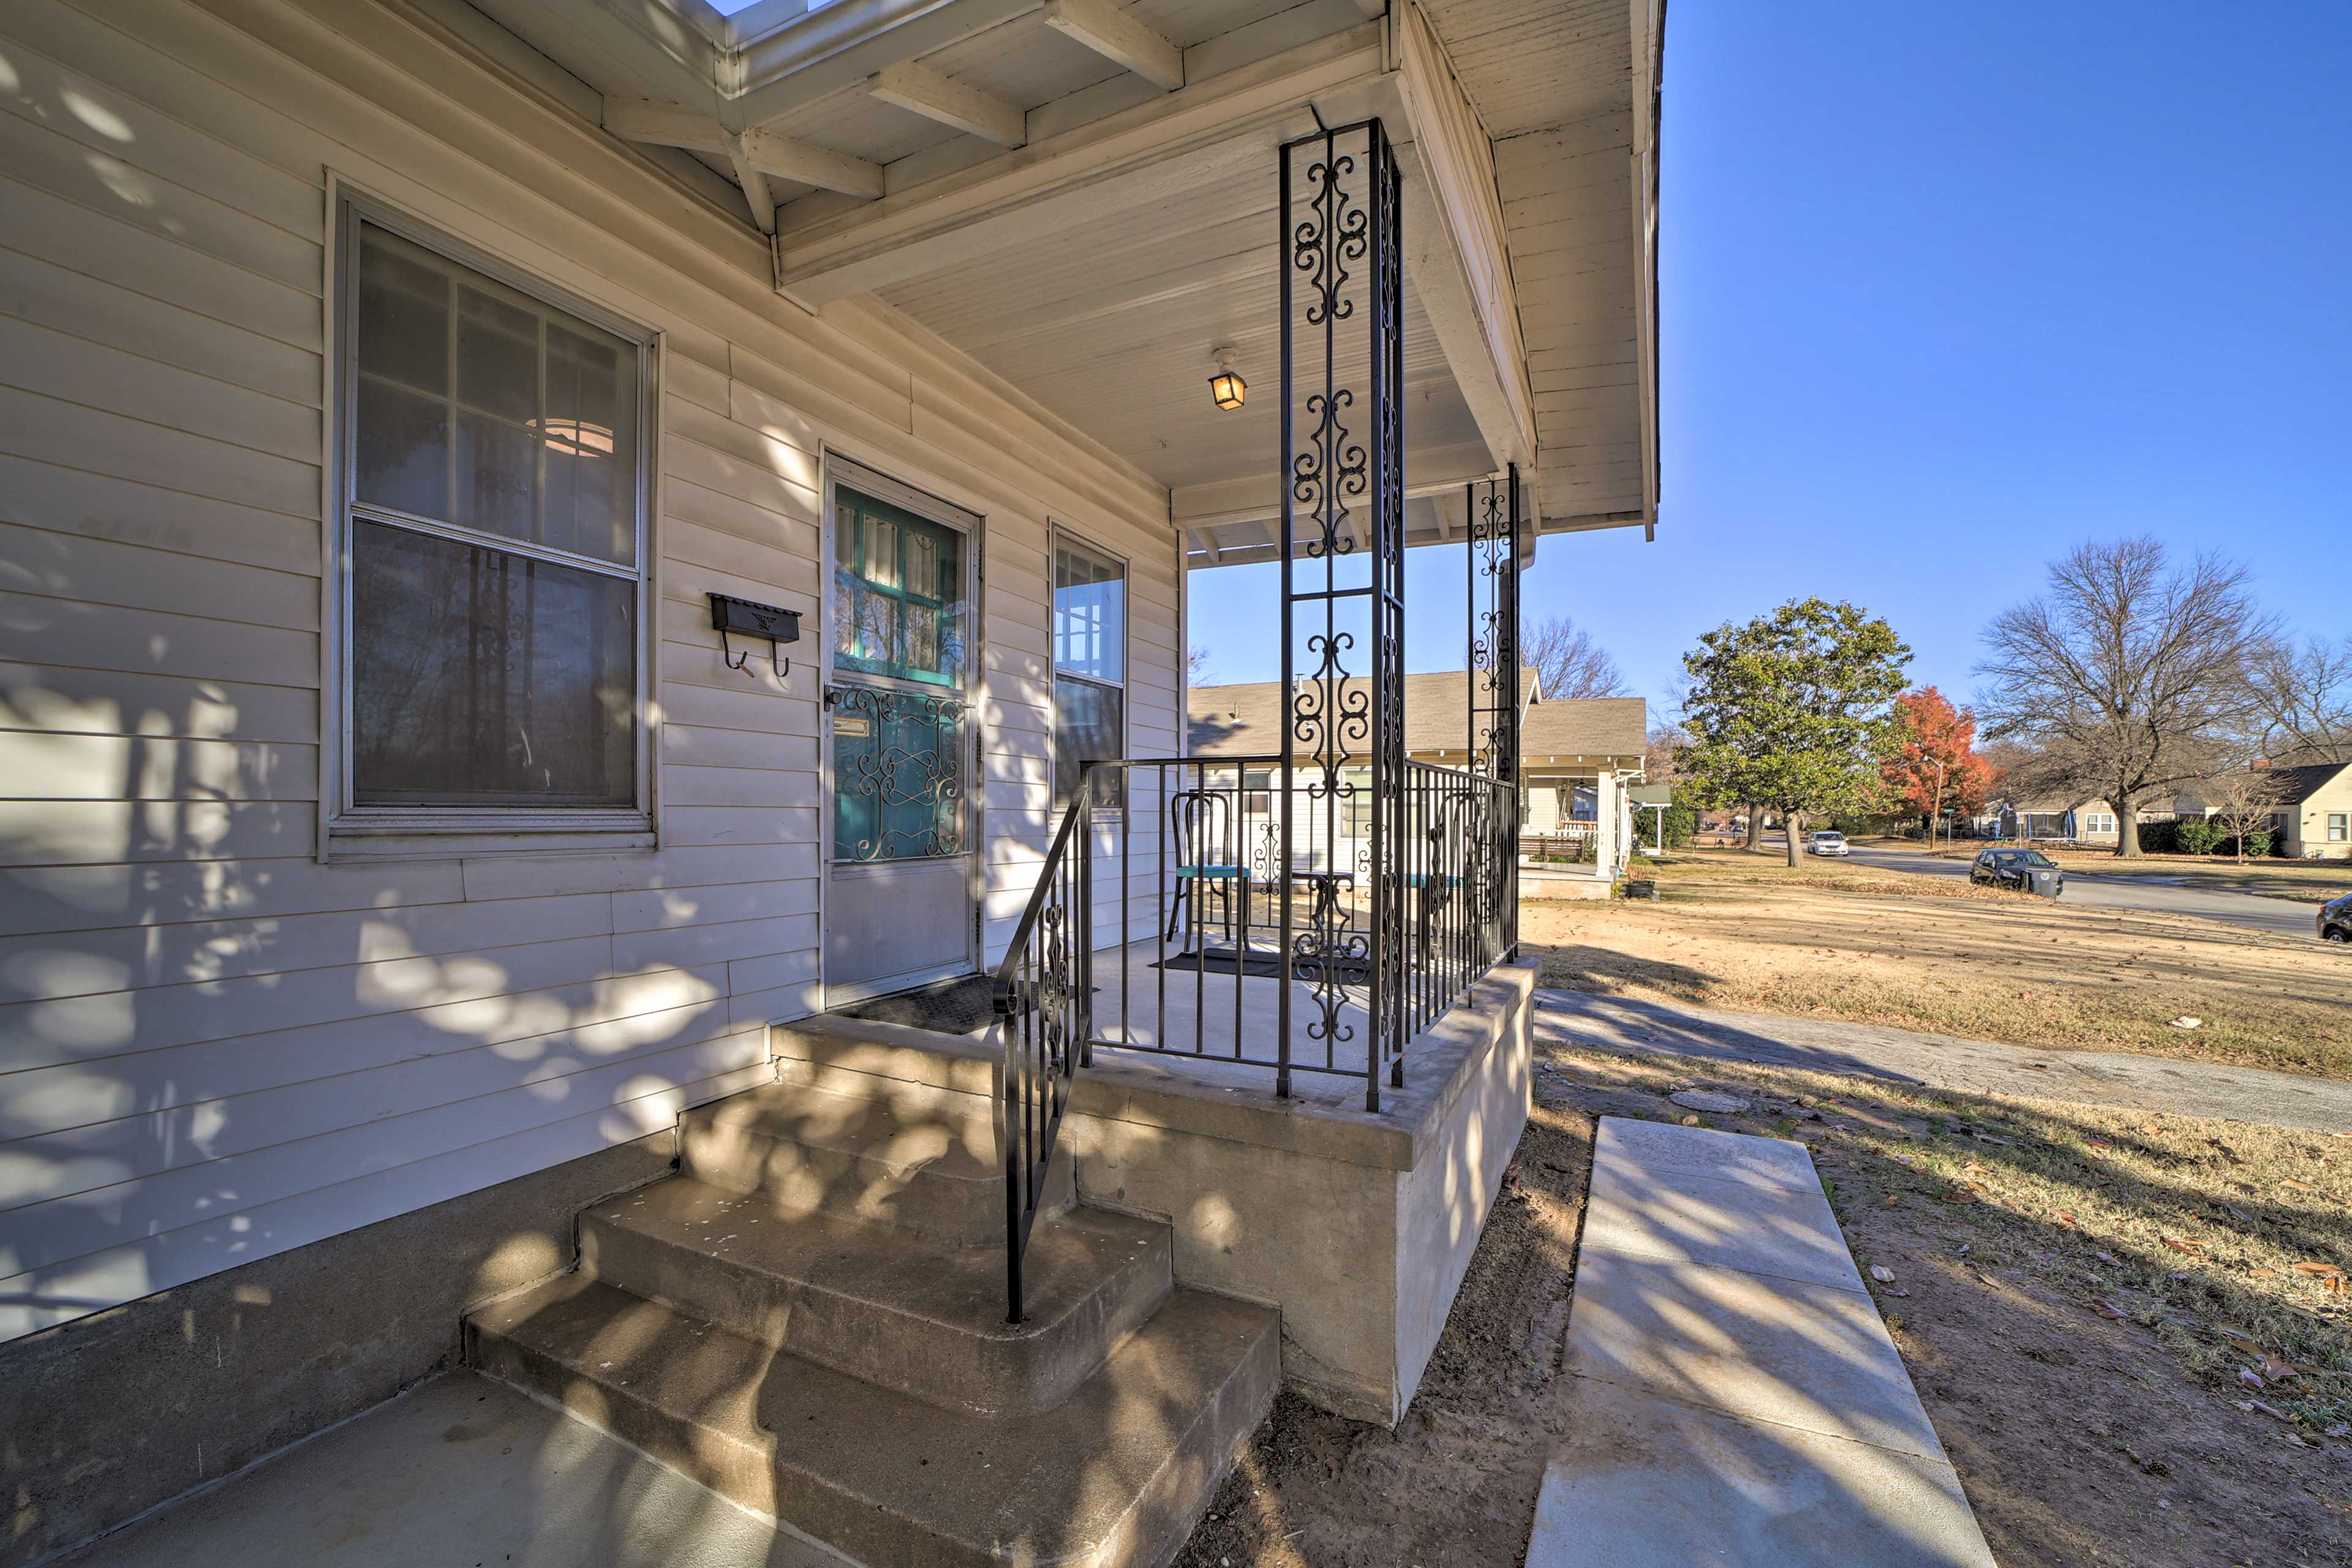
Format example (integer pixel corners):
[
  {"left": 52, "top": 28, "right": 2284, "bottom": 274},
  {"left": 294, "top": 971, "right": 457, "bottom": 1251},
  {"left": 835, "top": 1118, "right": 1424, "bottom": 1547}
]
[
  {"left": 1278, "top": 118, "right": 1403, "bottom": 1111},
  {"left": 1467, "top": 464, "right": 1522, "bottom": 958}
]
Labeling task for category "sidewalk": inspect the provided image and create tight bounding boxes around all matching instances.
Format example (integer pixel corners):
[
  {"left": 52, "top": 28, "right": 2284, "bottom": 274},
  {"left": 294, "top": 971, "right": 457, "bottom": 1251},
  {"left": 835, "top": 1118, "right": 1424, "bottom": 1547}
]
[
  {"left": 1536, "top": 988, "right": 2352, "bottom": 1134},
  {"left": 1526, "top": 1118, "right": 1995, "bottom": 1568},
  {"left": 55, "top": 1373, "right": 841, "bottom": 1568}
]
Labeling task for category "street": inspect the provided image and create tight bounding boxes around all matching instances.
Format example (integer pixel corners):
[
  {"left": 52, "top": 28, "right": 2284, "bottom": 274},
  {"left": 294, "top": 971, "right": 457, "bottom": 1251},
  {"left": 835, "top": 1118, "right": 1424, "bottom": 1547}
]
[{"left": 1836, "top": 841, "right": 2323, "bottom": 940}]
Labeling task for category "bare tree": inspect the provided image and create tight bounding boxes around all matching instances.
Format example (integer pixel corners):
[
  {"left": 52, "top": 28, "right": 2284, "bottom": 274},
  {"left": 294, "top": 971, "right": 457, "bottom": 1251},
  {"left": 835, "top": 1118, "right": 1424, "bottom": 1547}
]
[
  {"left": 2197, "top": 767, "right": 2290, "bottom": 864},
  {"left": 1975, "top": 538, "right": 2276, "bottom": 858},
  {"left": 2248, "top": 635, "right": 2352, "bottom": 764},
  {"left": 1644, "top": 720, "right": 1686, "bottom": 782},
  {"left": 1525, "top": 613, "right": 1630, "bottom": 699},
  {"left": 1186, "top": 647, "right": 1213, "bottom": 684}
]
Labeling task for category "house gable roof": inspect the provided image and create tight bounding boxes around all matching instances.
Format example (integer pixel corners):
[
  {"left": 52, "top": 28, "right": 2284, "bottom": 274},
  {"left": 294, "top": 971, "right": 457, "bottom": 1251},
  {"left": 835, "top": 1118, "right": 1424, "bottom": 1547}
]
[{"left": 1187, "top": 673, "right": 1645, "bottom": 761}]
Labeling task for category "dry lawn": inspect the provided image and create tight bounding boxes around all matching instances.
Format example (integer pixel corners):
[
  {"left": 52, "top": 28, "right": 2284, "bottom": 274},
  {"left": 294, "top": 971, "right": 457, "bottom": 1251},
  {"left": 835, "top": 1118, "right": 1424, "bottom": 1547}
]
[
  {"left": 1536, "top": 1047, "right": 2352, "bottom": 1566},
  {"left": 1523, "top": 850, "right": 2352, "bottom": 1080}
]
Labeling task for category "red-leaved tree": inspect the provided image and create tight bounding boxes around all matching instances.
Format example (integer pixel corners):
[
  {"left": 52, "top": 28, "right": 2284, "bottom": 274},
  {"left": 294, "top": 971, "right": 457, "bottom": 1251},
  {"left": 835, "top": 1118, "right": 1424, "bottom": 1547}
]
[{"left": 1882, "top": 687, "right": 1998, "bottom": 842}]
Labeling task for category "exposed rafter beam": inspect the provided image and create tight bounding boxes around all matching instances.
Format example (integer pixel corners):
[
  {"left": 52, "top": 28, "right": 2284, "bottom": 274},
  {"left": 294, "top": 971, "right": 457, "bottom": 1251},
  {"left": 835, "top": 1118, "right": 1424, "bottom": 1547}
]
[
  {"left": 742, "top": 127, "right": 887, "bottom": 199},
  {"left": 728, "top": 148, "right": 778, "bottom": 232},
  {"left": 868, "top": 59, "right": 1025, "bottom": 148},
  {"left": 1040, "top": 0, "right": 1183, "bottom": 91},
  {"left": 603, "top": 96, "right": 880, "bottom": 222},
  {"left": 735, "top": 0, "right": 1041, "bottom": 126},
  {"left": 774, "top": 22, "right": 1383, "bottom": 305}
]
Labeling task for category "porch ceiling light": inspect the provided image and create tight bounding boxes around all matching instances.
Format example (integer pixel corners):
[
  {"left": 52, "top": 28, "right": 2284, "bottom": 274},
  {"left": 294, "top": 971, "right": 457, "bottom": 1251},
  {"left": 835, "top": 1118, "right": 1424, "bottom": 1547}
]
[{"left": 1208, "top": 347, "right": 1246, "bottom": 411}]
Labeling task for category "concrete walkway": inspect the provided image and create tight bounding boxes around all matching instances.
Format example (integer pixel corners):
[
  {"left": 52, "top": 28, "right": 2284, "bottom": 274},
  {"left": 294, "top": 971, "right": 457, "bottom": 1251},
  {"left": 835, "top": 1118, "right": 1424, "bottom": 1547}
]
[
  {"left": 56, "top": 1372, "right": 845, "bottom": 1568},
  {"left": 1526, "top": 1118, "right": 1996, "bottom": 1567},
  {"left": 1535, "top": 989, "right": 2352, "bottom": 1134}
]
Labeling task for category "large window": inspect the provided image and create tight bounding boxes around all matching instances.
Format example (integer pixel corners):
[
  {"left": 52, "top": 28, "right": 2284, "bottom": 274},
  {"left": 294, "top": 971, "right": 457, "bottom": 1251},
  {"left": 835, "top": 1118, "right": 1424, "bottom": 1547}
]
[
  {"left": 339, "top": 211, "right": 647, "bottom": 823},
  {"left": 2331, "top": 812, "right": 2348, "bottom": 843},
  {"left": 1052, "top": 534, "right": 1125, "bottom": 809}
]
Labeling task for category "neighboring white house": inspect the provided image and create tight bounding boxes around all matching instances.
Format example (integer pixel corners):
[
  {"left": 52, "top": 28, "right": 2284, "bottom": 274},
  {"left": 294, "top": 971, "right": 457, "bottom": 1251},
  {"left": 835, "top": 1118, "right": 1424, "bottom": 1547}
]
[
  {"left": 1187, "top": 677, "right": 1646, "bottom": 875},
  {"left": 0, "top": 1, "right": 1662, "bottom": 1561}
]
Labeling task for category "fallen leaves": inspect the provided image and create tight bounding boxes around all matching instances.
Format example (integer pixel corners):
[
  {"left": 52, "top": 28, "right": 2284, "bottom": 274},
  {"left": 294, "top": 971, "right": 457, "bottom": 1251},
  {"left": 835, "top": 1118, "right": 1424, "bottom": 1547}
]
[{"left": 2291, "top": 1261, "right": 2347, "bottom": 1294}]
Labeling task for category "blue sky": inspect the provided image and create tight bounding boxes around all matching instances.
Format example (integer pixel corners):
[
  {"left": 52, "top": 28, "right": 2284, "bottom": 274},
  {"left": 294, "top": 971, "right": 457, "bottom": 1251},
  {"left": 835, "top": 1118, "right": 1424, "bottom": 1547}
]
[{"left": 1189, "top": 1, "right": 2352, "bottom": 717}]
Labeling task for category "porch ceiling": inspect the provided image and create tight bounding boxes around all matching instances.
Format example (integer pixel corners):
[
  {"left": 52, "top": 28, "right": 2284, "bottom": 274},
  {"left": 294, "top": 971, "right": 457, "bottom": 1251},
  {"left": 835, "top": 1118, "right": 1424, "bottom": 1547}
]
[{"left": 450, "top": 0, "right": 1659, "bottom": 554}]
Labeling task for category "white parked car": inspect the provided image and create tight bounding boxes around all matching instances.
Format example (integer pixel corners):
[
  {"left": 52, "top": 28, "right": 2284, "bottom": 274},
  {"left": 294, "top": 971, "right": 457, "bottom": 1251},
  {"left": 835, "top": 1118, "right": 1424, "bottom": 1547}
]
[{"left": 1807, "top": 831, "right": 1850, "bottom": 858}]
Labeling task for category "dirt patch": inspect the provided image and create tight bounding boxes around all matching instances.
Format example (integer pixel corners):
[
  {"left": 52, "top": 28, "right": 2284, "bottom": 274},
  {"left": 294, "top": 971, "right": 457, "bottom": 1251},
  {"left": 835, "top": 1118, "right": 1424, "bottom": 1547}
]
[
  {"left": 1171, "top": 1103, "right": 1594, "bottom": 1568},
  {"left": 1537, "top": 1046, "right": 2352, "bottom": 1568},
  {"left": 1520, "top": 850, "right": 2352, "bottom": 1079}
]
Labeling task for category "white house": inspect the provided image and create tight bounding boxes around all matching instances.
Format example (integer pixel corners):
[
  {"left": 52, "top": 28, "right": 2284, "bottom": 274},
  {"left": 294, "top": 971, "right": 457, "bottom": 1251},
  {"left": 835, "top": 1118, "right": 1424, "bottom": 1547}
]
[{"left": 0, "top": 2, "right": 1662, "bottom": 1562}]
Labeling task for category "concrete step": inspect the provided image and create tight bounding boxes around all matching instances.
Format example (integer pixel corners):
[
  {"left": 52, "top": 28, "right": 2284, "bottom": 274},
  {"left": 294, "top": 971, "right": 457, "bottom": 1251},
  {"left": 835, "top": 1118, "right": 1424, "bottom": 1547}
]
[
  {"left": 581, "top": 1176, "right": 1173, "bottom": 1416},
  {"left": 680, "top": 1081, "right": 1070, "bottom": 1248},
  {"left": 469, "top": 1275, "right": 1280, "bottom": 1568}
]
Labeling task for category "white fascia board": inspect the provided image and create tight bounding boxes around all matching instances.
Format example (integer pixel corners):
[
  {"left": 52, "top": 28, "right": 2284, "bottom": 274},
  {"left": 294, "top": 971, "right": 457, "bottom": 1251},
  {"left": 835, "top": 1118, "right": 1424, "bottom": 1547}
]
[
  {"left": 603, "top": 96, "right": 735, "bottom": 152},
  {"left": 772, "top": 20, "right": 1385, "bottom": 305},
  {"left": 1387, "top": 1, "right": 1537, "bottom": 472}
]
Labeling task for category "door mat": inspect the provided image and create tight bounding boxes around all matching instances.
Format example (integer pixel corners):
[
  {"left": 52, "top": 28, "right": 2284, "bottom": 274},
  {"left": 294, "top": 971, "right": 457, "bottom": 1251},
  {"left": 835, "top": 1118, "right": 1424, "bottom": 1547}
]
[
  {"left": 829, "top": 974, "right": 999, "bottom": 1035},
  {"left": 1153, "top": 951, "right": 1373, "bottom": 986},
  {"left": 829, "top": 974, "right": 1099, "bottom": 1036}
]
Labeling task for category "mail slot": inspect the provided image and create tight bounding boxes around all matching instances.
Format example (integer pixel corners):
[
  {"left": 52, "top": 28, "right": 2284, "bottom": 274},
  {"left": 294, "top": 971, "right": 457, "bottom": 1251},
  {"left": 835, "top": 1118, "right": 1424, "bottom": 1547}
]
[{"left": 834, "top": 715, "right": 873, "bottom": 738}]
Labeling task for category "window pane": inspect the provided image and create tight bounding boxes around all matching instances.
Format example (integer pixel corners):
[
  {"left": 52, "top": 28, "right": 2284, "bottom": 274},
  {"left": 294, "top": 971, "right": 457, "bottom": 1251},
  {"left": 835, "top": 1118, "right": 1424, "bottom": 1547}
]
[
  {"left": 1054, "top": 540, "right": 1125, "bottom": 682},
  {"left": 356, "top": 236, "right": 448, "bottom": 394},
  {"left": 354, "top": 377, "right": 448, "bottom": 518},
  {"left": 454, "top": 409, "right": 535, "bottom": 538},
  {"left": 350, "top": 521, "right": 635, "bottom": 807},
  {"left": 905, "top": 530, "right": 937, "bottom": 600},
  {"left": 1054, "top": 676, "right": 1123, "bottom": 810},
  {"left": 353, "top": 222, "right": 637, "bottom": 567},
  {"left": 544, "top": 323, "right": 636, "bottom": 563},
  {"left": 831, "top": 489, "right": 965, "bottom": 688},
  {"left": 862, "top": 515, "right": 899, "bottom": 589},
  {"left": 455, "top": 285, "right": 538, "bottom": 424}
]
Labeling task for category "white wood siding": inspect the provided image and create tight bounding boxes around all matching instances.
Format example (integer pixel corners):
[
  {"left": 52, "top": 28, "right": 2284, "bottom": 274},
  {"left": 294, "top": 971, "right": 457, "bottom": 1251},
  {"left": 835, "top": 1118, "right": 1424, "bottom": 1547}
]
[{"left": 0, "top": 0, "right": 1180, "bottom": 1340}]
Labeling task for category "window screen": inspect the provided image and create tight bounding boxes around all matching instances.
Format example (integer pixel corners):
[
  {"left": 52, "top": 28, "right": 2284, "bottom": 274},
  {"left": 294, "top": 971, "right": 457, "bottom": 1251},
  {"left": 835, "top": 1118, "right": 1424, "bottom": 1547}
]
[{"left": 345, "top": 217, "right": 643, "bottom": 811}]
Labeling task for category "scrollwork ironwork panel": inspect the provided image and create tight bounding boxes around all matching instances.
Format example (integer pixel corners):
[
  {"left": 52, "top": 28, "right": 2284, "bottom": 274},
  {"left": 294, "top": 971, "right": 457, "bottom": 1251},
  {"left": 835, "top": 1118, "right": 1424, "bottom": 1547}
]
[
  {"left": 1280, "top": 119, "right": 1402, "bottom": 1110},
  {"left": 831, "top": 684, "right": 966, "bottom": 862}
]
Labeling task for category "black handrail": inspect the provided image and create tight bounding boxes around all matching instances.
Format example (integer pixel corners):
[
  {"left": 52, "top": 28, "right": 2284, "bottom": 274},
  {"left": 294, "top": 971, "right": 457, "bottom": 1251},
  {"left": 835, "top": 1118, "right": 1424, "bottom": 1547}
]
[{"left": 991, "top": 776, "right": 1093, "bottom": 1324}]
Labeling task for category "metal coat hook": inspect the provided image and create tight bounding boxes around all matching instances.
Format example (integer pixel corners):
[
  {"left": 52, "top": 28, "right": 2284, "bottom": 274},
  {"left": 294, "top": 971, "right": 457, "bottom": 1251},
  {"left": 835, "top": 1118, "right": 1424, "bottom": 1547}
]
[{"left": 708, "top": 594, "right": 801, "bottom": 683}]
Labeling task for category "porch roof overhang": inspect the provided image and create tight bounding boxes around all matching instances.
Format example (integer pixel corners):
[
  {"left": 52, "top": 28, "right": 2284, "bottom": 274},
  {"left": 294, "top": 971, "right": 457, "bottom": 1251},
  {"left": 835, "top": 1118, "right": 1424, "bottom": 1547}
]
[{"left": 458, "top": 0, "right": 1660, "bottom": 559}]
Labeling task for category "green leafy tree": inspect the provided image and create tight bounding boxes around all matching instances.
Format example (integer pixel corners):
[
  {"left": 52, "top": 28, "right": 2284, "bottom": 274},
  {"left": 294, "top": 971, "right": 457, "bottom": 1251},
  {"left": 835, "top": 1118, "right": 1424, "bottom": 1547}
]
[{"left": 1678, "top": 598, "right": 1913, "bottom": 867}]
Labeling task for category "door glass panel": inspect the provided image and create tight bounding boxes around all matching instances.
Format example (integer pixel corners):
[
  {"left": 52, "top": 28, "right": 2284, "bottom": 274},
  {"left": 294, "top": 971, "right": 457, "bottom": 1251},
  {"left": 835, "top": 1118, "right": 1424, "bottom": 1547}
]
[{"left": 832, "top": 486, "right": 963, "bottom": 688}]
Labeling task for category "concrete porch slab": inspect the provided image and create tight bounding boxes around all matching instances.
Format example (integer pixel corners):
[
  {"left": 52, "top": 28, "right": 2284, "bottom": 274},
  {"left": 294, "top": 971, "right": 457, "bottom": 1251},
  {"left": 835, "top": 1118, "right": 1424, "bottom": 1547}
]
[
  {"left": 776, "top": 956, "right": 1537, "bottom": 1426},
  {"left": 1529, "top": 1117, "right": 1994, "bottom": 1568},
  {"left": 53, "top": 1371, "right": 850, "bottom": 1568}
]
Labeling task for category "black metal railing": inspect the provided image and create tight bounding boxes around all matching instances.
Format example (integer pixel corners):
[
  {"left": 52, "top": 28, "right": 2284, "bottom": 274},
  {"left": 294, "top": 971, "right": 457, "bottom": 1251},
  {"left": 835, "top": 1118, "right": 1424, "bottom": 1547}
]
[
  {"left": 990, "top": 753, "right": 1518, "bottom": 1318},
  {"left": 990, "top": 781, "right": 1091, "bottom": 1323}
]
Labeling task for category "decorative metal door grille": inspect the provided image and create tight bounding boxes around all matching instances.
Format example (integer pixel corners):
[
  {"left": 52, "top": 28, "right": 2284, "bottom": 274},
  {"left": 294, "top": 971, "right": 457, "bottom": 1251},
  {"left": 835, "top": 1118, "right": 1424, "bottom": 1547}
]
[{"left": 830, "top": 685, "right": 966, "bottom": 861}]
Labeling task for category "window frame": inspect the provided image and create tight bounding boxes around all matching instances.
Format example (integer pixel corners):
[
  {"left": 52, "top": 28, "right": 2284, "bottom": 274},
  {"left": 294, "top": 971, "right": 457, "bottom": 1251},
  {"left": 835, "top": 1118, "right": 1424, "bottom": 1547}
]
[
  {"left": 2329, "top": 812, "right": 2348, "bottom": 843},
  {"left": 327, "top": 195, "right": 657, "bottom": 840},
  {"left": 1048, "top": 524, "right": 1129, "bottom": 815}
]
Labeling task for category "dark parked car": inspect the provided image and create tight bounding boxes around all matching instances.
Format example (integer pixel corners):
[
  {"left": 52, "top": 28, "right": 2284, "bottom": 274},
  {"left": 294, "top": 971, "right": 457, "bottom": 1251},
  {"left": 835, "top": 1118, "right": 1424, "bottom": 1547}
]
[
  {"left": 2322, "top": 892, "right": 2352, "bottom": 945},
  {"left": 1970, "top": 847, "right": 2064, "bottom": 897}
]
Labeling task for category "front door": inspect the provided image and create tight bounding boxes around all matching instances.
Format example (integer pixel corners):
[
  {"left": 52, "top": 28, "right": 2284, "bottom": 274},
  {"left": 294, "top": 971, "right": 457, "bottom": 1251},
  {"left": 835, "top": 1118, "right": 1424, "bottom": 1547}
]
[{"left": 823, "top": 472, "right": 977, "bottom": 1004}]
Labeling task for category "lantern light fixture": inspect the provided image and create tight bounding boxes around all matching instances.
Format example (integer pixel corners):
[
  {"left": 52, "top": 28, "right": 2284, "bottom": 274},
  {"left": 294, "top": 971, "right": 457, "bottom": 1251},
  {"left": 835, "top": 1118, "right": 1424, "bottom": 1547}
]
[{"left": 1207, "top": 346, "right": 1246, "bottom": 411}]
